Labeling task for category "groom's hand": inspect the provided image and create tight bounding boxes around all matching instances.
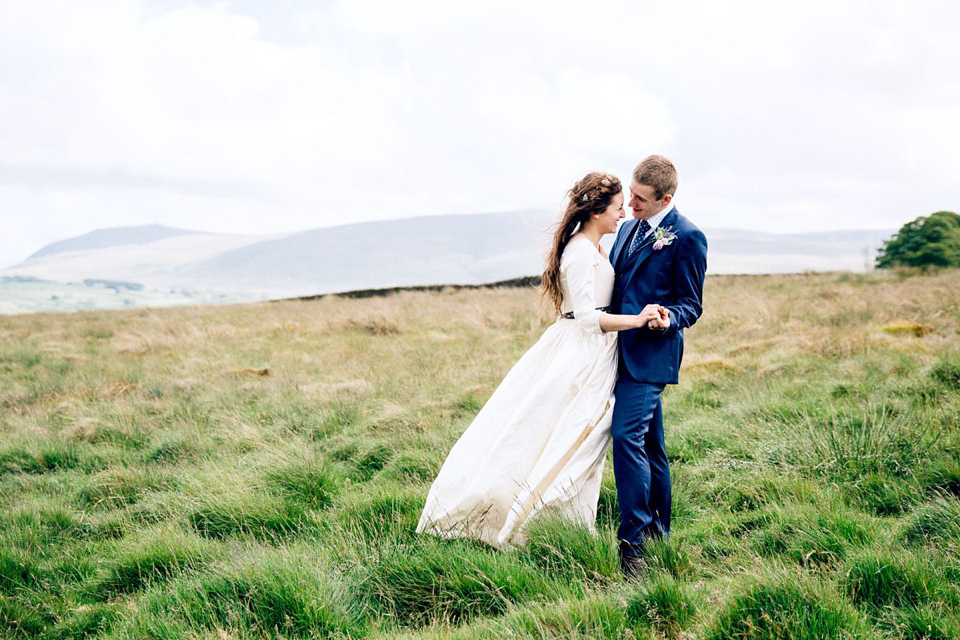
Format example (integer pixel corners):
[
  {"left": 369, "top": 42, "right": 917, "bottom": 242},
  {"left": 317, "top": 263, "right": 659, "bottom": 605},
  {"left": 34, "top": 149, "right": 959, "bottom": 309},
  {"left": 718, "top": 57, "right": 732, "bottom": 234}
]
[{"left": 647, "top": 306, "right": 670, "bottom": 330}]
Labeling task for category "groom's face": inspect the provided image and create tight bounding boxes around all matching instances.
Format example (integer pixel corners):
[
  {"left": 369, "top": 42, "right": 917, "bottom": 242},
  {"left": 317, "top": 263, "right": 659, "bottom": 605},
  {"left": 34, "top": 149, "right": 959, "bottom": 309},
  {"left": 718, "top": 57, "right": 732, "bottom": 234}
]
[{"left": 629, "top": 181, "right": 671, "bottom": 220}]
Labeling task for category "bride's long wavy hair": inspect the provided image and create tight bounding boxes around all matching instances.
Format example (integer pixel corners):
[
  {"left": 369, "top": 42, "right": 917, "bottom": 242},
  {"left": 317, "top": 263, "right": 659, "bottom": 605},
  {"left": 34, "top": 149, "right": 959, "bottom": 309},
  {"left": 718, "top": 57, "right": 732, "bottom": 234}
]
[{"left": 540, "top": 172, "right": 622, "bottom": 315}]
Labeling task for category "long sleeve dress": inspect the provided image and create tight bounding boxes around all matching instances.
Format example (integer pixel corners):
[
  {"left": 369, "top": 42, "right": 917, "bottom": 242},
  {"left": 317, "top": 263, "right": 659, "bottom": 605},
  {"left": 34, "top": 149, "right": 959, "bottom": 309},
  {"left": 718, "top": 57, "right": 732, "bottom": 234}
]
[{"left": 417, "top": 236, "right": 619, "bottom": 549}]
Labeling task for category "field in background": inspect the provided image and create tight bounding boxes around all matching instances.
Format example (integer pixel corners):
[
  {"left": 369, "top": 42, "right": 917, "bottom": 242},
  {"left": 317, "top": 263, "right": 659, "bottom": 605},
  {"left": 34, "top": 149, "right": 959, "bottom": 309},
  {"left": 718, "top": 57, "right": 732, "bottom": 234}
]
[{"left": 1, "top": 269, "right": 959, "bottom": 639}]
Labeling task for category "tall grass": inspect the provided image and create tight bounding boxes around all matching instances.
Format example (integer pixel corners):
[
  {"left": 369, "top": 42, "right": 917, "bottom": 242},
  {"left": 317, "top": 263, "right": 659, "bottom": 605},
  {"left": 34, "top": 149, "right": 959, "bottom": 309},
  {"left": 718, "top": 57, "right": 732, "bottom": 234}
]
[{"left": 0, "top": 269, "right": 958, "bottom": 637}]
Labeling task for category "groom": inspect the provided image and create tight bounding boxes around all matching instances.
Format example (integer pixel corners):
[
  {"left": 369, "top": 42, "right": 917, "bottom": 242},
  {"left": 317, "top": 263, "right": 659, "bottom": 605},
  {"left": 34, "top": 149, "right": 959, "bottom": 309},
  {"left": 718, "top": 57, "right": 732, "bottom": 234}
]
[{"left": 609, "top": 155, "right": 708, "bottom": 577}]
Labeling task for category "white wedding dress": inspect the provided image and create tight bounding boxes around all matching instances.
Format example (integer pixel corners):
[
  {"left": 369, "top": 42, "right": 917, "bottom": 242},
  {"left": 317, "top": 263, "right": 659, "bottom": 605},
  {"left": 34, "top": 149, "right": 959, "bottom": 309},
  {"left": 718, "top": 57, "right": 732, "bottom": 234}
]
[{"left": 417, "top": 235, "right": 618, "bottom": 549}]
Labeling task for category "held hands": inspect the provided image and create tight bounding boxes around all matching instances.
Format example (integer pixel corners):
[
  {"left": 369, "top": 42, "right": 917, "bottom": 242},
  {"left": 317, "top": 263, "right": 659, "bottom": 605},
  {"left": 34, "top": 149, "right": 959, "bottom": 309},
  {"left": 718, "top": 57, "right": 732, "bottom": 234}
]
[{"left": 637, "top": 304, "right": 670, "bottom": 330}]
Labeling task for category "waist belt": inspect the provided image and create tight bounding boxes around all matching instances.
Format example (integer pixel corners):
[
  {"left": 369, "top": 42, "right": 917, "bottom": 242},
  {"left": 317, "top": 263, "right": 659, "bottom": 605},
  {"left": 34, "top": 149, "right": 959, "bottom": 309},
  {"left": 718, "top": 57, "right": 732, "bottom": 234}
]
[{"left": 561, "top": 306, "right": 611, "bottom": 319}]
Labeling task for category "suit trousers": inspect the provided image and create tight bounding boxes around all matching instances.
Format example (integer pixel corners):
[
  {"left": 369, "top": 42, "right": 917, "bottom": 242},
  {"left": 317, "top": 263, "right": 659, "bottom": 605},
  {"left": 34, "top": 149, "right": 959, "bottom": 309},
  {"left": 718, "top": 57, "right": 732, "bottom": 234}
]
[{"left": 611, "top": 376, "right": 670, "bottom": 555}]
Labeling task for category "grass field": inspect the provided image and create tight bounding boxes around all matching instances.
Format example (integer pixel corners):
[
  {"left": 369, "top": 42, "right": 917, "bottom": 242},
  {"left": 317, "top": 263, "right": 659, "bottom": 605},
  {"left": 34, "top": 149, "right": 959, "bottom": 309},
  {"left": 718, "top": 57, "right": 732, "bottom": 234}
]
[{"left": 1, "top": 269, "right": 959, "bottom": 639}]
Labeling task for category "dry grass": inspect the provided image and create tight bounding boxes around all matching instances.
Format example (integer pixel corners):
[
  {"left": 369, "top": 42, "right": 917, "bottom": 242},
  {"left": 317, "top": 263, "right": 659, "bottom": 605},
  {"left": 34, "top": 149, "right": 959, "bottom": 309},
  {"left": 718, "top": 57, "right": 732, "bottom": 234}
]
[{"left": 0, "top": 269, "right": 959, "bottom": 638}]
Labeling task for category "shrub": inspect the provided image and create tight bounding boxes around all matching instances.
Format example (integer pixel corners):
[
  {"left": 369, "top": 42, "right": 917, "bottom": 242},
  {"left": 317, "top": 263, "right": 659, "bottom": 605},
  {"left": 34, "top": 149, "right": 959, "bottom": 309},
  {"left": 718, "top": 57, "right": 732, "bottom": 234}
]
[{"left": 876, "top": 211, "right": 960, "bottom": 269}]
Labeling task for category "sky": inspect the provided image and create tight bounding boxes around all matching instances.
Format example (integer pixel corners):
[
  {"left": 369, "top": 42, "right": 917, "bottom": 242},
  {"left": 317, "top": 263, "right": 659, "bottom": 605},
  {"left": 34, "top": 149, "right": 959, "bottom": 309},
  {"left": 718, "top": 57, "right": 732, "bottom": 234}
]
[{"left": 1, "top": 0, "right": 958, "bottom": 268}]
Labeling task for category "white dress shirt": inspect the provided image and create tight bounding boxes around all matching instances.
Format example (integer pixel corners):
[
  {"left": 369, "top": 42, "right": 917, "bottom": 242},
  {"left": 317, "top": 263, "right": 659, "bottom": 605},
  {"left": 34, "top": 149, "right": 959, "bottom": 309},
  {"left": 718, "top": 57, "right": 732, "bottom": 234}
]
[{"left": 641, "top": 205, "right": 674, "bottom": 239}]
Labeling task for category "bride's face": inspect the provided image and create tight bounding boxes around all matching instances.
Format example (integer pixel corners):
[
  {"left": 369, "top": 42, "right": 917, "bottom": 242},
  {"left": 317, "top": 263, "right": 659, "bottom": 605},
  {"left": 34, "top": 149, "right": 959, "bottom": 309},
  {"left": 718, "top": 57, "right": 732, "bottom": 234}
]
[{"left": 596, "top": 192, "right": 625, "bottom": 234}]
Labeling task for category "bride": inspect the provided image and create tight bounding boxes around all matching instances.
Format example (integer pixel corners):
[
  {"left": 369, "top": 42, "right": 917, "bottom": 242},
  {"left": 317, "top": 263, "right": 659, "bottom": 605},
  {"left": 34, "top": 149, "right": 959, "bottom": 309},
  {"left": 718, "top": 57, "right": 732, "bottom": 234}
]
[{"left": 417, "top": 172, "right": 666, "bottom": 549}]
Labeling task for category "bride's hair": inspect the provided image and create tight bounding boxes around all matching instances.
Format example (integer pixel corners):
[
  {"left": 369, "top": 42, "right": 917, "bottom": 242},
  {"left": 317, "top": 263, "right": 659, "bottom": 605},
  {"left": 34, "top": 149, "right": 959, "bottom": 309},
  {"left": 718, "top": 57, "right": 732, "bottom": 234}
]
[{"left": 540, "top": 171, "right": 622, "bottom": 315}]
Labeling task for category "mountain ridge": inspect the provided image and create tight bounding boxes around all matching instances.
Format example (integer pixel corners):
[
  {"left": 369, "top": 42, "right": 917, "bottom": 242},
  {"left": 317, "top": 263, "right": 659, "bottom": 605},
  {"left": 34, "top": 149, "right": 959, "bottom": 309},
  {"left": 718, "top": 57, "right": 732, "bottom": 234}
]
[
  {"left": 1, "top": 214, "right": 896, "bottom": 313},
  {"left": 27, "top": 224, "right": 201, "bottom": 260}
]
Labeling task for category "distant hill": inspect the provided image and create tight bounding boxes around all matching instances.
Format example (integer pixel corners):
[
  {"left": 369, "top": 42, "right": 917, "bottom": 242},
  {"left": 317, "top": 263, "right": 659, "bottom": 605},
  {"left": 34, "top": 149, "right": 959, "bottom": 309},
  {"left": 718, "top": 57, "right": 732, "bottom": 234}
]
[
  {"left": 184, "top": 210, "right": 556, "bottom": 294},
  {"left": 27, "top": 224, "right": 199, "bottom": 260},
  {"left": 1, "top": 213, "right": 895, "bottom": 313}
]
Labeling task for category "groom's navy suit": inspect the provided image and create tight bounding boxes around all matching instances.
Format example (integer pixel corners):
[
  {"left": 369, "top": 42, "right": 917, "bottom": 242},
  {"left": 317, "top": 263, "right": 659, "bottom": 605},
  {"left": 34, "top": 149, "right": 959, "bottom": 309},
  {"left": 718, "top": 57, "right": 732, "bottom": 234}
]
[{"left": 609, "top": 207, "right": 707, "bottom": 553}]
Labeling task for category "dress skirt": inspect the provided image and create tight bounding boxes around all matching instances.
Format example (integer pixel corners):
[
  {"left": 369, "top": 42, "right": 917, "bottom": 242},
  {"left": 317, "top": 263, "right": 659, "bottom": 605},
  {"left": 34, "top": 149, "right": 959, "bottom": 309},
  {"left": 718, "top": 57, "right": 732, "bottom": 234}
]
[{"left": 416, "top": 316, "right": 618, "bottom": 549}]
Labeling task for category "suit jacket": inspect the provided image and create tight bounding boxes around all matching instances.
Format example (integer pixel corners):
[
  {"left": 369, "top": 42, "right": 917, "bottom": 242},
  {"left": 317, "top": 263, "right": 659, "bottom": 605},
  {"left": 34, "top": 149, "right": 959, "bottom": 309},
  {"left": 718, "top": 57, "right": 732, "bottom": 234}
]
[{"left": 610, "top": 208, "right": 707, "bottom": 385}]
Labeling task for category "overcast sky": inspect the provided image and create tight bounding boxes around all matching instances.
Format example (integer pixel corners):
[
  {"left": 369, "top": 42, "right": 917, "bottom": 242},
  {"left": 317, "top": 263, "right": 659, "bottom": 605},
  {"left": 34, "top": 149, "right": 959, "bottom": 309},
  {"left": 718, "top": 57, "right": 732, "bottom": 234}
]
[{"left": 1, "top": 0, "right": 958, "bottom": 268}]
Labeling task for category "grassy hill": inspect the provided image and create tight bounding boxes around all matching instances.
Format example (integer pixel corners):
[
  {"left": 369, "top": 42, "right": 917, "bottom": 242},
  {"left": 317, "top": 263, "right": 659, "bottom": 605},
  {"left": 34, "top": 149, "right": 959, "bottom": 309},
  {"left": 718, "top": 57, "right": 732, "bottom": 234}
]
[{"left": 1, "top": 269, "right": 958, "bottom": 639}]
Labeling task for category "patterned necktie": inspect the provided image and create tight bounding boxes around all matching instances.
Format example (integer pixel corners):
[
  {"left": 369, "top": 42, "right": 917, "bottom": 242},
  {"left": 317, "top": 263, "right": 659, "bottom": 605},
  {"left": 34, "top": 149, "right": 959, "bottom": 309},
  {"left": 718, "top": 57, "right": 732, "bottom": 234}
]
[{"left": 628, "top": 219, "right": 651, "bottom": 257}]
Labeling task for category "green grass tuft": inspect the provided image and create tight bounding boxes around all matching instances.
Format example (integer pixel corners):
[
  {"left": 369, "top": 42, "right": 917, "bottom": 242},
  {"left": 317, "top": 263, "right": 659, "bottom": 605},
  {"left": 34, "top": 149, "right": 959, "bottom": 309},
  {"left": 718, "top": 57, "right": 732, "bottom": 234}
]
[
  {"left": 853, "top": 471, "right": 920, "bottom": 516},
  {"left": 0, "top": 549, "right": 34, "bottom": 595},
  {"left": 350, "top": 442, "right": 394, "bottom": 481},
  {"left": 460, "top": 595, "right": 634, "bottom": 639},
  {"left": 91, "top": 525, "right": 219, "bottom": 599},
  {"left": 750, "top": 506, "right": 874, "bottom": 567},
  {"left": 187, "top": 494, "right": 308, "bottom": 540},
  {"left": 264, "top": 457, "right": 341, "bottom": 509},
  {"left": 118, "top": 553, "right": 357, "bottom": 638},
  {"left": 641, "top": 536, "right": 696, "bottom": 579},
  {"left": 892, "top": 604, "right": 960, "bottom": 640},
  {"left": 842, "top": 550, "right": 959, "bottom": 613},
  {"left": 626, "top": 572, "right": 697, "bottom": 637},
  {"left": 520, "top": 514, "right": 618, "bottom": 582},
  {"left": 0, "top": 592, "right": 53, "bottom": 637},
  {"left": 0, "top": 440, "right": 94, "bottom": 476},
  {"left": 49, "top": 602, "right": 122, "bottom": 639},
  {"left": 77, "top": 467, "right": 178, "bottom": 510},
  {"left": 930, "top": 356, "right": 960, "bottom": 390},
  {"left": 340, "top": 483, "right": 424, "bottom": 540},
  {"left": 380, "top": 451, "right": 441, "bottom": 484},
  {"left": 359, "top": 538, "right": 564, "bottom": 627},
  {"left": 901, "top": 496, "right": 960, "bottom": 548},
  {"left": 0, "top": 348, "right": 42, "bottom": 368},
  {"left": 706, "top": 576, "right": 870, "bottom": 640},
  {"left": 143, "top": 435, "right": 207, "bottom": 464},
  {"left": 921, "top": 457, "right": 960, "bottom": 498}
]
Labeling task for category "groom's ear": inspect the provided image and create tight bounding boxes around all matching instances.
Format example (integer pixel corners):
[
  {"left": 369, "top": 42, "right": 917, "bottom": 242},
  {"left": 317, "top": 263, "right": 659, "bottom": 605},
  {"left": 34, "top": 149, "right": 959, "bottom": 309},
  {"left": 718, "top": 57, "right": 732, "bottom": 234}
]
[{"left": 662, "top": 193, "right": 673, "bottom": 207}]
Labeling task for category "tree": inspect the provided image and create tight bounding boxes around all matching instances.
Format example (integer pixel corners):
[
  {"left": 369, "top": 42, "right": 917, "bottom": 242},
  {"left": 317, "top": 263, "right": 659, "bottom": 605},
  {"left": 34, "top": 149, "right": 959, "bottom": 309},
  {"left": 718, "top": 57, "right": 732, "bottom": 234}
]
[{"left": 875, "top": 211, "right": 960, "bottom": 269}]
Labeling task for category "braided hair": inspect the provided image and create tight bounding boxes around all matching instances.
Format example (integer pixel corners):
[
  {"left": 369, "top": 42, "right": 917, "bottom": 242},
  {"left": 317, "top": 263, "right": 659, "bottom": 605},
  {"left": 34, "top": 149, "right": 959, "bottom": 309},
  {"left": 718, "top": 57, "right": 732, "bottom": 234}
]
[{"left": 540, "top": 172, "right": 622, "bottom": 315}]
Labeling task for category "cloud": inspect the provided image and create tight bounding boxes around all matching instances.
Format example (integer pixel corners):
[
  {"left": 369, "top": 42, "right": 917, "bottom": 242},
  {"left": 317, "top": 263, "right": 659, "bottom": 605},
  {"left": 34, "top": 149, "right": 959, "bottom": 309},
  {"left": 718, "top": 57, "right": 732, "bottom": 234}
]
[{"left": 0, "top": 0, "right": 957, "bottom": 267}]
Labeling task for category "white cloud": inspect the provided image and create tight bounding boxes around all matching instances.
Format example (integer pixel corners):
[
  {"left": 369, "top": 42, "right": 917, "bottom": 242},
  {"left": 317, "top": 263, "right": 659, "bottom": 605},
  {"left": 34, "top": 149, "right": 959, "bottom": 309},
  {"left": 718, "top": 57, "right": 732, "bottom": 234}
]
[{"left": 0, "top": 0, "right": 958, "bottom": 266}]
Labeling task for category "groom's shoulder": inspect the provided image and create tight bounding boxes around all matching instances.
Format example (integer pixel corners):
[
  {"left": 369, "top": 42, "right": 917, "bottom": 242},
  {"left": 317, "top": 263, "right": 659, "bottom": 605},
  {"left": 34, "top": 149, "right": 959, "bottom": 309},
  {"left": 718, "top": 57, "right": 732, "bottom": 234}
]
[
  {"left": 671, "top": 210, "right": 702, "bottom": 235},
  {"left": 671, "top": 210, "right": 708, "bottom": 253}
]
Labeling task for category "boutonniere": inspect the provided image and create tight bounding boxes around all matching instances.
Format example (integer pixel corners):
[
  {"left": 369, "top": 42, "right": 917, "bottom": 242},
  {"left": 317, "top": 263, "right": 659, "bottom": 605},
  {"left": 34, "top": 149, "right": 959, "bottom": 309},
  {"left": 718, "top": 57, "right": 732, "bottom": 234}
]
[{"left": 652, "top": 226, "right": 677, "bottom": 251}]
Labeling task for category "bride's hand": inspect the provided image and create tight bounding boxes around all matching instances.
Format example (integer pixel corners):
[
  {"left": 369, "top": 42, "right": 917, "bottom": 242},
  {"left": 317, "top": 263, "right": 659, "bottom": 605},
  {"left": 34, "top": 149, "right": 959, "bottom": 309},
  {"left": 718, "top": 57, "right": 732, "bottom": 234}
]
[{"left": 636, "top": 304, "right": 662, "bottom": 327}]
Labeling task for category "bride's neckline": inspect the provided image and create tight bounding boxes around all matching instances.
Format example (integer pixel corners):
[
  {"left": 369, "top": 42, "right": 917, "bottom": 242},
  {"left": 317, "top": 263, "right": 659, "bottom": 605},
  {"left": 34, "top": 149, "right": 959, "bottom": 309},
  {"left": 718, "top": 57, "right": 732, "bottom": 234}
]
[
  {"left": 570, "top": 233, "right": 598, "bottom": 249},
  {"left": 570, "top": 233, "right": 605, "bottom": 257}
]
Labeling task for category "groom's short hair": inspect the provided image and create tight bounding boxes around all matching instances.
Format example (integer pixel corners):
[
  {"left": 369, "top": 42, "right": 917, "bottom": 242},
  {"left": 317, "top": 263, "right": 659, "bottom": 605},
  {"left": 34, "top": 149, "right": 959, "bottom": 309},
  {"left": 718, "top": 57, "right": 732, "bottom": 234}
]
[{"left": 633, "top": 155, "right": 677, "bottom": 201}]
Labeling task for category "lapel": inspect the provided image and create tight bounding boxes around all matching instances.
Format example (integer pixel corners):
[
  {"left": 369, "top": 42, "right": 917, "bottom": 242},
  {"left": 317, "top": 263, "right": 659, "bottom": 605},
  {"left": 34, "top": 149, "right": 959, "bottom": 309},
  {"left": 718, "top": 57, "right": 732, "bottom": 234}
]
[
  {"left": 613, "top": 219, "right": 641, "bottom": 272},
  {"left": 620, "top": 208, "right": 680, "bottom": 281}
]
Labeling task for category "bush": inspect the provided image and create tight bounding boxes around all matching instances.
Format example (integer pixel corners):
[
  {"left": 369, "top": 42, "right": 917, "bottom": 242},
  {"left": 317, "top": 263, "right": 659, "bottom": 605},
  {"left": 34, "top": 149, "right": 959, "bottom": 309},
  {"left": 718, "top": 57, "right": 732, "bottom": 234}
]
[{"left": 876, "top": 211, "right": 960, "bottom": 269}]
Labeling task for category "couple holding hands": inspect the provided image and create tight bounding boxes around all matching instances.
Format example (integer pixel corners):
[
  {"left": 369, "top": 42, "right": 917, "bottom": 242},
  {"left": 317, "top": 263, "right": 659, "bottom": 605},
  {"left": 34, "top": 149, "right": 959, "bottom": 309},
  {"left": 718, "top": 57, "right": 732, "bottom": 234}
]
[{"left": 418, "top": 154, "right": 708, "bottom": 577}]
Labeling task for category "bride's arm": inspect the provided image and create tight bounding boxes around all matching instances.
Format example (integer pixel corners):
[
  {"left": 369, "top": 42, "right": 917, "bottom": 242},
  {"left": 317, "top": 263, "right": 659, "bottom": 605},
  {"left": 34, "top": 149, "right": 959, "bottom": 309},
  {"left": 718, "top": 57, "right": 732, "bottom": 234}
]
[
  {"left": 599, "top": 305, "right": 663, "bottom": 333},
  {"left": 564, "top": 241, "right": 663, "bottom": 334}
]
